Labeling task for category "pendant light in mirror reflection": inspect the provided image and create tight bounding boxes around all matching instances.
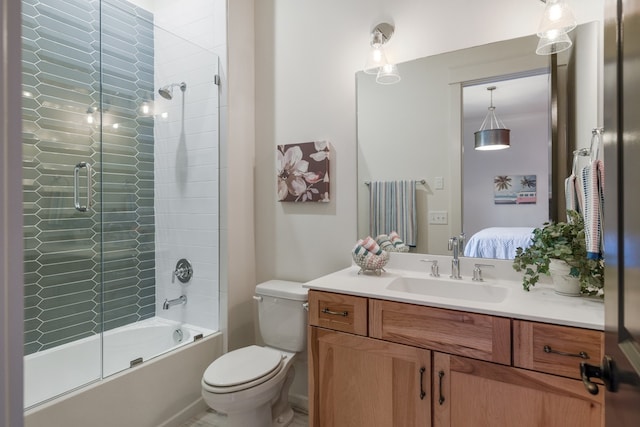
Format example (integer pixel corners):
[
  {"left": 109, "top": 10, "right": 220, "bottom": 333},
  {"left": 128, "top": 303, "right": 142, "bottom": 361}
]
[
  {"left": 363, "top": 22, "right": 401, "bottom": 85},
  {"left": 535, "top": 0, "right": 576, "bottom": 55},
  {"left": 474, "top": 86, "right": 510, "bottom": 151}
]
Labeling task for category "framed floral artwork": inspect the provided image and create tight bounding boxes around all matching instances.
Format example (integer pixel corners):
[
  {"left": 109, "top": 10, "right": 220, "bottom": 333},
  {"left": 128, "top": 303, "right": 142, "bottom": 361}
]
[{"left": 277, "top": 141, "right": 330, "bottom": 202}]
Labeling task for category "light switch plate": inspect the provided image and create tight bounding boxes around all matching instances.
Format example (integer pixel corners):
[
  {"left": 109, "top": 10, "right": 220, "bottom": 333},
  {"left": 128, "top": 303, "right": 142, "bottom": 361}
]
[
  {"left": 434, "top": 176, "right": 444, "bottom": 190},
  {"left": 428, "top": 211, "right": 448, "bottom": 224}
]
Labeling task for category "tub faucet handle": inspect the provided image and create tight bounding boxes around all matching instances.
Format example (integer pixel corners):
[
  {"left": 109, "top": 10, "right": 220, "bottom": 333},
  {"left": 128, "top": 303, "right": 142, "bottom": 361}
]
[{"left": 173, "top": 258, "right": 193, "bottom": 283}]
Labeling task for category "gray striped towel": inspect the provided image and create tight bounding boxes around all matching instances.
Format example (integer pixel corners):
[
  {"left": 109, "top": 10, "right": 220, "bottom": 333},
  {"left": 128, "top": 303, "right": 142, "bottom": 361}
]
[
  {"left": 564, "top": 173, "right": 583, "bottom": 221},
  {"left": 581, "top": 160, "right": 604, "bottom": 260},
  {"left": 368, "top": 180, "right": 417, "bottom": 247}
]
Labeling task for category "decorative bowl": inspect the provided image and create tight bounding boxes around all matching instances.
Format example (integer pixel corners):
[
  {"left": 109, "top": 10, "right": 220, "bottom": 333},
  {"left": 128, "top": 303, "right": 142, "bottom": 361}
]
[{"left": 352, "top": 250, "right": 389, "bottom": 275}]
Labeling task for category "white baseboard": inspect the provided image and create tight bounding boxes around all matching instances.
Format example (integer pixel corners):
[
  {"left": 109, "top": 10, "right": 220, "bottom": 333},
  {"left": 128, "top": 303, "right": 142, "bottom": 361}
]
[
  {"left": 159, "top": 398, "right": 209, "bottom": 427},
  {"left": 289, "top": 393, "right": 308, "bottom": 414}
]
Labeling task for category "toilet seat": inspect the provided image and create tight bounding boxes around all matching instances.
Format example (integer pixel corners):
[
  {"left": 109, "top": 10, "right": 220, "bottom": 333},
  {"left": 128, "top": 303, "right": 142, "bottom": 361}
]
[{"left": 202, "top": 345, "right": 285, "bottom": 394}]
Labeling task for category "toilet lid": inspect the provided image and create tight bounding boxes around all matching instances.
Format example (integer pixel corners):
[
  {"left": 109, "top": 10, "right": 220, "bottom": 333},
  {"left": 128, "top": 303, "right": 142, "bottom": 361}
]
[{"left": 203, "top": 345, "right": 284, "bottom": 388}]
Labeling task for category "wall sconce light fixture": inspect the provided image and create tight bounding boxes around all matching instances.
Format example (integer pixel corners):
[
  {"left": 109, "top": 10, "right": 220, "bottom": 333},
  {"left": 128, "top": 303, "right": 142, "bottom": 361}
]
[
  {"left": 364, "top": 23, "right": 401, "bottom": 85},
  {"left": 535, "top": 0, "right": 576, "bottom": 55},
  {"left": 474, "top": 86, "right": 510, "bottom": 151}
]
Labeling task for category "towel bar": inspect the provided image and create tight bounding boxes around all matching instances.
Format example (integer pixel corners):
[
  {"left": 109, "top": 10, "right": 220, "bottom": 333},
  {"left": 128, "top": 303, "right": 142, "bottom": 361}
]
[{"left": 365, "top": 179, "right": 425, "bottom": 186}]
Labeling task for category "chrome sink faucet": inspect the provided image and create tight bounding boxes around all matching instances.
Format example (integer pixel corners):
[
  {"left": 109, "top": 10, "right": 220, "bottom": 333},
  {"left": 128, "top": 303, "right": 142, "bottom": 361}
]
[{"left": 448, "top": 236, "right": 463, "bottom": 279}]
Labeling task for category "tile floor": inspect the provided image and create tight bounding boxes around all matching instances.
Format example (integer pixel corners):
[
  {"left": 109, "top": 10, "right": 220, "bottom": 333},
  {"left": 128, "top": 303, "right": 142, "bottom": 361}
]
[{"left": 180, "top": 408, "right": 308, "bottom": 427}]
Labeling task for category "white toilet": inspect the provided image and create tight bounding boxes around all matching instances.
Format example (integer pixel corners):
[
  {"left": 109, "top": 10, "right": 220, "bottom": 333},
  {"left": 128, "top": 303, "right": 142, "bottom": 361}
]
[{"left": 201, "top": 280, "right": 308, "bottom": 427}]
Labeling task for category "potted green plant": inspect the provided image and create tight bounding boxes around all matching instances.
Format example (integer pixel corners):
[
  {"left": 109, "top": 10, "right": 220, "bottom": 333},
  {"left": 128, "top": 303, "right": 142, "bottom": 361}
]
[{"left": 512, "top": 210, "right": 604, "bottom": 296}]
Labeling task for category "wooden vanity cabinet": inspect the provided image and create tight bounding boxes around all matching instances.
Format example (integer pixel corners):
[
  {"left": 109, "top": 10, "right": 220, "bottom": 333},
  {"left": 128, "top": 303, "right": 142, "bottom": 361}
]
[
  {"left": 308, "top": 327, "right": 431, "bottom": 427},
  {"left": 433, "top": 352, "right": 603, "bottom": 427},
  {"left": 308, "top": 290, "right": 604, "bottom": 427}
]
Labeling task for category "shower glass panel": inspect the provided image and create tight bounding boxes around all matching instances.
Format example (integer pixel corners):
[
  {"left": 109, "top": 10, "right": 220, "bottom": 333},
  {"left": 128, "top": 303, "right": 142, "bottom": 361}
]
[
  {"left": 101, "top": 0, "right": 220, "bottom": 377},
  {"left": 23, "top": 0, "right": 220, "bottom": 408},
  {"left": 22, "top": 0, "right": 103, "bottom": 408}
]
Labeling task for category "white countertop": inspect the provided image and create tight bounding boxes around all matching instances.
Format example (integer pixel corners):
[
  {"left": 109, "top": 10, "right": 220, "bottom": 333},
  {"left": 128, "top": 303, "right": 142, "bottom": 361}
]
[{"left": 303, "top": 253, "right": 604, "bottom": 331}]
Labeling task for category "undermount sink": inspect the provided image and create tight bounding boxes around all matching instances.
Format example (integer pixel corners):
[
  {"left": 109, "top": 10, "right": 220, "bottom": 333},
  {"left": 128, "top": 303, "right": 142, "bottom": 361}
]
[{"left": 386, "top": 276, "right": 509, "bottom": 303}]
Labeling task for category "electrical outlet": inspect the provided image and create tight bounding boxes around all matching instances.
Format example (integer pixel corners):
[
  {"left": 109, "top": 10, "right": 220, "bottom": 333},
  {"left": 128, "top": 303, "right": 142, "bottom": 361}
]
[{"left": 428, "top": 211, "right": 448, "bottom": 225}]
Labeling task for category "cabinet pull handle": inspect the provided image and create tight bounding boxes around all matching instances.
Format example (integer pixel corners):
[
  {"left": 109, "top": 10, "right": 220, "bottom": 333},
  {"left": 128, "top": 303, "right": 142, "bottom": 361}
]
[
  {"left": 543, "top": 345, "right": 590, "bottom": 359},
  {"left": 438, "top": 370, "right": 445, "bottom": 405},
  {"left": 419, "top": 367, "right": 426, "bottom": 400},
  {"left": 321, "top": 308, "right": 348, "bottom": 317}
]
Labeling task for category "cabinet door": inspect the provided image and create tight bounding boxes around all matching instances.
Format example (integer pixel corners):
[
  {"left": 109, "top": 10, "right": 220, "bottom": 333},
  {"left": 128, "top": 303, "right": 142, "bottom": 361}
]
[
  {"left": 309, "top": 327, "right": 431, "bottom": 427},
  {"left": 513, "top": 320, "right": 604, "bottom": 380},
  {"left": 433, "top": 353, "right": 603, "bottom": 427}
]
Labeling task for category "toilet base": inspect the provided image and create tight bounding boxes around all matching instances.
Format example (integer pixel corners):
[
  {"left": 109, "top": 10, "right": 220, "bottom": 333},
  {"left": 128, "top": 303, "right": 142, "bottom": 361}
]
[
  {"left": 220, "top": 367, "right": 296, "bottom": 427},
  {"left": 202, "top": 356, "right": 297, "bottom": 427},
  {"left": 273, "top": 407, "right": 294, "bottom": 426},
  {"left": 271, "top": 366, "right": 295, "bottom": 426}
]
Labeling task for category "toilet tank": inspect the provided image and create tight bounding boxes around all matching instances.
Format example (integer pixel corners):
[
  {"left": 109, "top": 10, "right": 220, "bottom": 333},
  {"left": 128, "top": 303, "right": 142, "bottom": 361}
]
[{"left": 255, "top": 280, "right": 308, "bottom": 352}]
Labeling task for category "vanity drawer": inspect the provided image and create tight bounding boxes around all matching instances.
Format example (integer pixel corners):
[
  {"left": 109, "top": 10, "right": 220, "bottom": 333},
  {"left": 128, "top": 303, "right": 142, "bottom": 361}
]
[
  {"left": 308, "top": 290, "right": 368, "bottom": 336},
  {"left": 369, "top": 299, "right": 511, "bottom": 364},
  {"left": 513, "top": 320, "right": 604, "bottom": 380}
]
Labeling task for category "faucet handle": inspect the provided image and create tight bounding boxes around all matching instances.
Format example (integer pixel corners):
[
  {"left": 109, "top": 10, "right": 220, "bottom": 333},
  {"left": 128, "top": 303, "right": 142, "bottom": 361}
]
[
  {"left": 448, "top": 236, "right": 458, "bottom": 251},
  {"left": 173, "top": 258, "right": 193, "bottom": 283},
  {"left": 420, "top": 259, "right": 440, "bottom": 277},
  {"left": 472, "top": 263, "right": 494, "bottom": 282}
]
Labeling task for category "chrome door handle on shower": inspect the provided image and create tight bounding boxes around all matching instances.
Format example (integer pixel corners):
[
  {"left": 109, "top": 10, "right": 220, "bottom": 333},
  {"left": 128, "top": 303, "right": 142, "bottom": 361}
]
[{"left": 74, "top": 162, "right": 93, "bottom": 212}]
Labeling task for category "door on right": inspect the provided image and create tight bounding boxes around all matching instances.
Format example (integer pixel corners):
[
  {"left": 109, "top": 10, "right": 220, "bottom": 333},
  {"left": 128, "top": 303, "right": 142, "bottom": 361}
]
[{"left": 601, "top": 0, "right": 640, "bottom": 424}]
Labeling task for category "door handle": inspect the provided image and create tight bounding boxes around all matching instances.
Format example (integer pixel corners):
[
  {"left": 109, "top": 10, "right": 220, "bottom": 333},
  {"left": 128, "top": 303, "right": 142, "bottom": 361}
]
[
  {"left": 580, "top": 361, "right": 604, "bottom": 395},
  {"left": 74, "top": 162, "right": 93, "bottom": 212},
  {"left": 581, "top": 353, "right": 640, "bottom": 395}
]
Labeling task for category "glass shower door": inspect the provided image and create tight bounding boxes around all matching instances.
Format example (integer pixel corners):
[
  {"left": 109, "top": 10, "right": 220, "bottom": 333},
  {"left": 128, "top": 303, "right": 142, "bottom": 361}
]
[
  {"left": 23, "top": 0, "right": 221, "bottom": 407},
  {"left": 22, "top": 0, "right": 103, "bottom": 407}
]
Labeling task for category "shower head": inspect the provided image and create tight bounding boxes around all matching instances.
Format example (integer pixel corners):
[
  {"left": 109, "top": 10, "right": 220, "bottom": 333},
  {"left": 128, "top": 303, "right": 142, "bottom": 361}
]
[
  {"left": 158, "top": 87, "right": 173, "bottom": 100},
  {"left": 158, "top": 82, "right": 187, "bottom": 100}
]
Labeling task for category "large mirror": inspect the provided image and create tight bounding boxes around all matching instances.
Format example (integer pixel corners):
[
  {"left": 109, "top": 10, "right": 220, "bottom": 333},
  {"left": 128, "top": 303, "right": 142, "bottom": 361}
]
[{"left": 356, "top": 22, "right": 601, "bottom": 258}]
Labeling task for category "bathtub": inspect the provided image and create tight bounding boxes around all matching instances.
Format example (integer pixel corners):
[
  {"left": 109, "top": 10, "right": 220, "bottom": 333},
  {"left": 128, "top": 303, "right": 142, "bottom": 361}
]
[{"left": 24, "top": 317, "right": 223, "bottom": 427}]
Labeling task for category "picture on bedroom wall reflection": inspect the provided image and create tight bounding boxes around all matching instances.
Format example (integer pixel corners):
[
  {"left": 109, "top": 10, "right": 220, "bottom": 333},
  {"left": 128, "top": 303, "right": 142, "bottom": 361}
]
[
  {"left": 493, "top": 175, "right": 537, "bottom": 205},
  {"left": 277, "top": 141, "right": 330, "bottom": 202}
]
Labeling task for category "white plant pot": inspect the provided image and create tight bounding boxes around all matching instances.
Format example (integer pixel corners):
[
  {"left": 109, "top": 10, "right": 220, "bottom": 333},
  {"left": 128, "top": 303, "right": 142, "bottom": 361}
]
[{"left": 549, "top": 259, "right": 581, "bottom": 296}]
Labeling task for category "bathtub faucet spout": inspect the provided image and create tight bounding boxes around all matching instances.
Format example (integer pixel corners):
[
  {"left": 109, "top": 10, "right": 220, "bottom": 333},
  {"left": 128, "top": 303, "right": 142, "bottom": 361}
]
[{"left": 163, "top": 295, "right": 187, "bottom": 310}]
